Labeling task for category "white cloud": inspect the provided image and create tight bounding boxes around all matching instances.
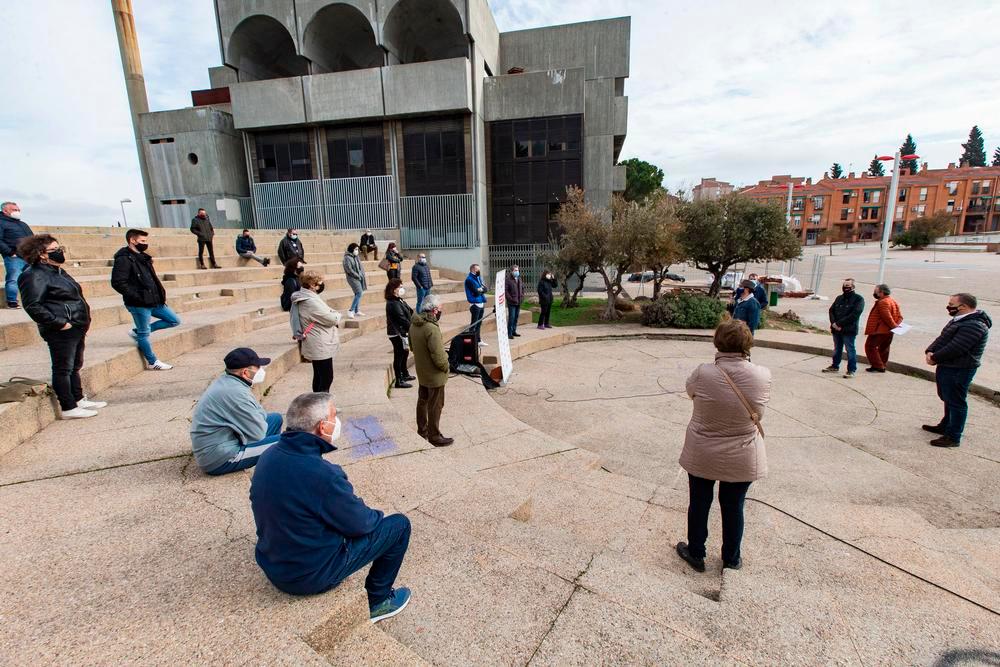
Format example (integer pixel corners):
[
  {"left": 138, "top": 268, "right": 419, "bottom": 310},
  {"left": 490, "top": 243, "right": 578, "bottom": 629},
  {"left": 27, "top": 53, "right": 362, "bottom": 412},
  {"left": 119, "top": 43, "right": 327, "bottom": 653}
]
[{"left": 2, "top": 0, "right": 999, "bottom": 226}]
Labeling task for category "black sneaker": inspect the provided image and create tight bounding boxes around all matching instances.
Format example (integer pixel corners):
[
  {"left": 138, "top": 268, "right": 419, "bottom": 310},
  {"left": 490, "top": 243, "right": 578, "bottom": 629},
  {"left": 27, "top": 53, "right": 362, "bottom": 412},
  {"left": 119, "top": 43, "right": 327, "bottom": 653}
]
[
  {"left": 723, "top": 558, "right": 742, "bottom": 571},
  {"left": 865, "top": 367, "right": 886, "bottom": 373},
  {"left": 821, "top": 366, "right": 840, "bottom": 373},
  {"left": 921, "top": 424, "right": 945, "bottom": 435},
  {"left": 675, "top": 542, "right": 705, "bottom": 572},
  {"left": 7, "top": 302, "right": 20, "bottom": 309},
  {"left": 394, "top": 379, "right": 412, "bottom": 389},
  {"left": 929, "top": 436, "right": 959, "bottom": 448}
]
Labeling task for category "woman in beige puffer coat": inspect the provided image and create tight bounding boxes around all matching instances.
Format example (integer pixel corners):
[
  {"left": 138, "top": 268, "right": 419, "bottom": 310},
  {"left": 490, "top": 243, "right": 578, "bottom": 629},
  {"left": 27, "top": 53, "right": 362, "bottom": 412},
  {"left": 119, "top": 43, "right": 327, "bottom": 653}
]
[
  {"left": 290, "top": 271, "right": 341, "bottom": 392},
  {"left": 676, "top": 318, "right": 770, "bottom": 573}
]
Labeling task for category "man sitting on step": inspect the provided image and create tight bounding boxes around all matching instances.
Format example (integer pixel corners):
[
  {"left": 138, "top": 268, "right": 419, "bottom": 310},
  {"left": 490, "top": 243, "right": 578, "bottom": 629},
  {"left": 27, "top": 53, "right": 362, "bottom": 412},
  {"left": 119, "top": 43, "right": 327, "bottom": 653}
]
[
  {"left": 250, "top": 392, "right": 412, "bottom": 624},
  {"left": 190, "top": 347, "right": 283, "bottom": 475}
]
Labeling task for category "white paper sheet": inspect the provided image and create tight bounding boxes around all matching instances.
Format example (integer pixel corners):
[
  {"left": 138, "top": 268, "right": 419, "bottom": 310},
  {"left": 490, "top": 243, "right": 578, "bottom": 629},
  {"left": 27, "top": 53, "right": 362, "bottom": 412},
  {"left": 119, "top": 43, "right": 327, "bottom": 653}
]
[{"left": 891, "top": 323, "right": 912, "bottom": 335}]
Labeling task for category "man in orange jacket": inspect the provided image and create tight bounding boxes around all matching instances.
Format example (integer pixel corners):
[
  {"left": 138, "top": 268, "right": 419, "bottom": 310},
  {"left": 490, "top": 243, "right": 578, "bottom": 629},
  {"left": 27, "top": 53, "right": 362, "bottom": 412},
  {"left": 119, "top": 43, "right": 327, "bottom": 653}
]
[{"left": 864, "top": 283, "right": 903, "bottom": 372}]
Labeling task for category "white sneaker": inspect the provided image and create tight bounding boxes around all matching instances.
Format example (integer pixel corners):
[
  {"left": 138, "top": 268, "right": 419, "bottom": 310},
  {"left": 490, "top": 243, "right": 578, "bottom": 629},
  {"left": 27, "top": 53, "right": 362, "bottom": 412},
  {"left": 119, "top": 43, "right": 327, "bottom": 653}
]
[
  {"left": 77, "top": 398, "right": 108, "bottom": 409},
  {"left": 61, "top": 407, "right": 98, "bottom": 420},
  {"left": 348, "top": 311, "right": 357, "bottom": 319},
  {"left": 355, "top": 311, "right": 366, "bottom": 317},
  {"left": 478, "top": 341, "right": 488, "bottom": 347},
  {"left": 148, "top": 360, "right": 173, "bottom": 370}
]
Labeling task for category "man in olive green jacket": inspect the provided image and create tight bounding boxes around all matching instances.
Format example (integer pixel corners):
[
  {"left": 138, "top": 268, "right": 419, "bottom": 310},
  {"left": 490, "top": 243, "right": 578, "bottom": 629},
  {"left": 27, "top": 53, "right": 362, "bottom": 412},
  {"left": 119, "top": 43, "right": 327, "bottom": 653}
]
[{"left": 408, "top": 295, "right": 453, "bottom": 446}]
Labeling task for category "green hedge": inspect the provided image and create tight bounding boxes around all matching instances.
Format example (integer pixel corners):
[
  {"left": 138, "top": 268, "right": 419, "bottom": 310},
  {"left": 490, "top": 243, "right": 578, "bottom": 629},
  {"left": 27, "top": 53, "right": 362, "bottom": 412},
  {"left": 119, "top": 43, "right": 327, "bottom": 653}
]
[{"left": 641, "top": 293, "right": 725, "bottom": 329}]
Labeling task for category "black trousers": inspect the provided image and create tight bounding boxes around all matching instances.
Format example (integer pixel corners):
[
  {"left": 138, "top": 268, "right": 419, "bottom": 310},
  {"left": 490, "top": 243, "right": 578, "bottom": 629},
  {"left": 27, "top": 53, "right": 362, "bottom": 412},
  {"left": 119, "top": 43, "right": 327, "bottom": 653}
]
[
  {"left": 538, "top": 301, "right": 553, "bottom": 327},
  {"left": 390, "top": 336, "right": 409, "bottom": 379},
  {"left": 469, "top": 304, "right": 484, "bottom": 339},
  {"left": 197, "top": 238, "right": 216, "bottom": 264},
  {"left": 43, "top": 327, "right": 87, "bottom": 411},
  {"left": 311, "top": 358, "right": 334, "bottom": 393},
  {"left": 686, "top": 474, "right": 752, "bottom": 564},
  {"left": 387, "top": 268, "right": 400, "bottom": 281}
]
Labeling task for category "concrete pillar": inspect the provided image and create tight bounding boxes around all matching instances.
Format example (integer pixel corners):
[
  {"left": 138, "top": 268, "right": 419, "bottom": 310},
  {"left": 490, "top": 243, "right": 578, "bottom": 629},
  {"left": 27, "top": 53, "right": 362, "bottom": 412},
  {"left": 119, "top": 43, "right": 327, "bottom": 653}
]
[{"left": 111, "top": 0, "right": 158, "bottom": 227}]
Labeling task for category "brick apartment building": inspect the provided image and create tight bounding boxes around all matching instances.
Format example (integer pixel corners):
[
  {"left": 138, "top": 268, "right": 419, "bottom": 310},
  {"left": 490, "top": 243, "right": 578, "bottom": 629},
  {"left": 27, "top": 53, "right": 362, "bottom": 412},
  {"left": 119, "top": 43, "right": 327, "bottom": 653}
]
[
  {"left": 739, "top": 164, "right": 1000, "bottom": 244},
  {"left": 692, "top": 177, "right": 734, "bottom": 201}
]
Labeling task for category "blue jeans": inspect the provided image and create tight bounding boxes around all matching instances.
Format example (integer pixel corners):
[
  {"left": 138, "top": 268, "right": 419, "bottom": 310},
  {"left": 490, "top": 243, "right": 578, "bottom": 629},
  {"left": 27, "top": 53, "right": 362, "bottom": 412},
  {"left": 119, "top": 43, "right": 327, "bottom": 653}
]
[
  {"left": 831, "top": 331, "right": 858, "bottom": 373},
  {"left": 329, "top": 513, "right": 411, "bottom": 607},
  {"left": 350, "top": 289, "right": 363, "bottom": 313},
  {"left": 415, "top": 287, "right": 430, "bottom": 314},
  {"left": 935, "top": 366, "right": 977, "bottom": 443},
  {"left": 4, "top": 255, "right": 27, "bottom": 304},
  {"left": 126, "top": 304, "right": 181, "bottom": 364},
  {"left": 507, "top": 305, "right": 520, "bottom": 337},
  {"left": 686, "top": 474, "right": 752, "bottom": 564},
  {"left": 207, "top": 413, "right": 283, "bottom": 475}
]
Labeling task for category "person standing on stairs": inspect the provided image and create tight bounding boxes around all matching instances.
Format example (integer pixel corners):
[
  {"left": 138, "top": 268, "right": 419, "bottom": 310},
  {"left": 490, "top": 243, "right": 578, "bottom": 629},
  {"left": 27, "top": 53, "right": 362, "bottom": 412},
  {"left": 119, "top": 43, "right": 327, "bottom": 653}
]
[
  {"left": 290, "top": 271, "right": 342, "bottom": 393},
  {"left": 190, "top": 208, "right": 220, "bottom": 270},
  {"left": 409, "top": 294, "right": 454, "bottom": 447},
  {"left": 250, "top": 392, "right": 412, "bottom": 623},
  {"left": 17, "top": 234, "right": 107, "bottom": 419},
  {"left": 236, "top": 228, "right": 270, "bottom": 266},
  {"left": 0, "top": 201, "right": 33, "bottom": 309},
  {"left": 410, "top": 253, "right": 433, "bottom": 314},
  {"left": 111, "top": 229, "right": 179, "bottom": 371},
  {"left": 343, "top": 243, "right": 367, "bottom": 318},
  {"left": 464, "top": 263, "right": 488, "bottom": 347},
  {"left": 280, "top": 258, "right": 305, "bottom": 312},
  {"left": 384, "top": 243, "right": 403, "bottom": 281},
  {"left": 277, "top": 228, "right": 304, "bottom": 265},
  {"left": 384, "top": 278, "right": 415, "bottom": 390},
  {"left": 190, "top": 347, "right": 283, "bottom": 475}
]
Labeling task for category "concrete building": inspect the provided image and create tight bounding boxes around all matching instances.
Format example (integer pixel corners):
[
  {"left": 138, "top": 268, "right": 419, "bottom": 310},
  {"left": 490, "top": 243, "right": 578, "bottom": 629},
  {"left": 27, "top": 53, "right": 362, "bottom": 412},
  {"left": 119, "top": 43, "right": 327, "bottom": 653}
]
[
  {"left": 691, "top": 177, "right": 734, "bottom": 201},
  {"left": 741, "top": 164, "right": 1000, "bottom": 244},
  {"left": 135, "top": 1, "right": 630, "bottom": 274}
]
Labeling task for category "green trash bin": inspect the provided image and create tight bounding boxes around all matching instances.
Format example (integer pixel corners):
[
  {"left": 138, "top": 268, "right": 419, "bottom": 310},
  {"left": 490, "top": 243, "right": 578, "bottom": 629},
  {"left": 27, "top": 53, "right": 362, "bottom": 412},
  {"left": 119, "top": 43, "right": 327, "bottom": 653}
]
[{"left": 769, "top": 290, "right": 779, "bottom": 307}]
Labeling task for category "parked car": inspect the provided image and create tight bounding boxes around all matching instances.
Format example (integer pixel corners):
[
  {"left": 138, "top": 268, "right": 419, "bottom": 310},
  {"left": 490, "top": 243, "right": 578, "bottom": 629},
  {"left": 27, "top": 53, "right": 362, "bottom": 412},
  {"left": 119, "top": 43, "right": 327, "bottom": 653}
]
[{"left": 627, "top": 270, "right": 687, "bottom": 283}]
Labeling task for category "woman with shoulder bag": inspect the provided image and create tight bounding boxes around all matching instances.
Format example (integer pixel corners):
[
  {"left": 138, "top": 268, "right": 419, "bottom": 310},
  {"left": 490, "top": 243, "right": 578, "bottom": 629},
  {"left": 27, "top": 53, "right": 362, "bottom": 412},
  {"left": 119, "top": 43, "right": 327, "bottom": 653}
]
[
  {"left": 289, "top": 271, "right": 342, "bottom": 392},
  {"left": 384, "top": 243, "right": 403, "bottom": 281},
  {"left": 17, "top": 234, "right": 107, "bottom": 419},
  {"left": 384, "top": 278, "right": 415, "bottom": 389},
  {"left": 676, "top": 319, "right": 770, "bottom": 572}
]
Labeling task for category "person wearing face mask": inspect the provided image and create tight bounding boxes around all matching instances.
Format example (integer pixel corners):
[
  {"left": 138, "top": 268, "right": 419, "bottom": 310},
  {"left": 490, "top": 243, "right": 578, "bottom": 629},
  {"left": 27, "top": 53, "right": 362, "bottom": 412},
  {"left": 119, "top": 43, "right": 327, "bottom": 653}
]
[
  {"left": 111, "top": 229, "right": 180, "bottom": 371},
  {"left": 384, "top": 278, "right": 416, "bottom": 389},
  {"left": 409, "top": 294, "right": 454, "bottom": 446},
  {"left": 822, "top": 278, "right": 865, "bottom": 378},
  {"left": 923, "top": 293, "right": 992, "bottom": 448},
  {"left": 731, "top": 280, "right": 761, "bottom": 335},
  {"left": 410, "top": 253, "right": 433, "bottom": 313},
  {"left": 190, "top": 208, "right": 220, "bottom": 269},
  {"left": 343, "top": 243, "right": 367, "bottom": 318},
  {"left": 359, "top": 229, "right": 379, "bottom": 261},
  {"left": 236, "top": 228, "right": 270, "bottom": 266},
  {"left": 1, "top": 201, "right": 34, "bottom": 309},
  {"left": 291, "top": 271, "right": 342, "bottom": 392},
  {"left": 278, "top": 228, "right": 305, "bottom": 265},
  {"left": 464, "top": 263, "right": 488, "bottom": 347},
  {"left": 384, "top": 242, "right": 403, "bottom": 281},
  {"left": 536, "top": 269, "right": 558, "bottom": 330},
  {"left": 863, "top": 283, "right": 903, "bottom": 373},
  {"left": 189, "top": 348, "right": 282, "bottom": 475},
  {"left": 280, "top": 257, "right": 305, "bottom": 312},
  {"left": 17, "top": 234, "right": 105, "bottom": 419},
  {"left": 250, "top": 392, "right": 413, "bottom": 623},
  {"left": 504, "top": 264, "right": 525, "bottom": 338}
]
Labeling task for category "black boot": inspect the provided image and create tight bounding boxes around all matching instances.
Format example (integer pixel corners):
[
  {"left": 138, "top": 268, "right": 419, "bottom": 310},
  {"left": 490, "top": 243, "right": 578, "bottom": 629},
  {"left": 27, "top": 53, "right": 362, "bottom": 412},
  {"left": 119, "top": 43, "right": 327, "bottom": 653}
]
[{"left": 394, "top": 375, "right": 412, "bottom": 389}]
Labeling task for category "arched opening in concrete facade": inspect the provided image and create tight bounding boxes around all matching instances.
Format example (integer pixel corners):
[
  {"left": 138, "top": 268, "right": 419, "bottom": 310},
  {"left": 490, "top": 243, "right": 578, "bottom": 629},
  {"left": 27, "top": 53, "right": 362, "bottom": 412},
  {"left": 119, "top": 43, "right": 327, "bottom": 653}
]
[
  {"left": 382, "top": 0, "right": 467, "bottom": 65},
  {"left": 302, "top": 4, "right": 383, "bottom": 74},
  {"left": 228, "top": 15, "right": 309, "bottom": 81}
]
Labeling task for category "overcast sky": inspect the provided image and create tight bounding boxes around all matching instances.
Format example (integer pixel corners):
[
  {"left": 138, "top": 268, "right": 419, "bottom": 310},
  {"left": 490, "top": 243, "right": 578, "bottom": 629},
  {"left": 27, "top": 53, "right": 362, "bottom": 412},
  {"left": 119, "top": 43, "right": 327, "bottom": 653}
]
[{"left": 2, "top": 0, "right": 999, "bottom": 227}]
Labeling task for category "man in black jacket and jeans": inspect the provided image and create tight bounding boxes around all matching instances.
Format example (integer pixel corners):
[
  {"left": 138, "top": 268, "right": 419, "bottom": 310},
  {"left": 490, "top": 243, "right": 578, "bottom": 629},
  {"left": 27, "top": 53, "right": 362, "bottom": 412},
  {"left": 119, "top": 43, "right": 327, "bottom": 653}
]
[
  {"left": 822, "top": 278, "right": 865, "bottom": 378},
  {"left": 1, "top": 201, "right": 34, "bottom": 308},
  {"left": 923, "top": 293, "right": 992, "bottom": 448},
  {"left": 111, "top": 229, "right": 180, "bottom": 371}
]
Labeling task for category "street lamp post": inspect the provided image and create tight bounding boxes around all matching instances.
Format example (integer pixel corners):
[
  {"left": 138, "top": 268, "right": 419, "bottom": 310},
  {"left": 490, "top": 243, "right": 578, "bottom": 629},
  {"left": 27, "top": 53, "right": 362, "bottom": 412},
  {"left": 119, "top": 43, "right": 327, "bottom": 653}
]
[
  {"left": 119, "top": 198, "right": 132, "bottom": 227},
  {"left": 876, "top": 152, "right": 919, "bottom": 284}
]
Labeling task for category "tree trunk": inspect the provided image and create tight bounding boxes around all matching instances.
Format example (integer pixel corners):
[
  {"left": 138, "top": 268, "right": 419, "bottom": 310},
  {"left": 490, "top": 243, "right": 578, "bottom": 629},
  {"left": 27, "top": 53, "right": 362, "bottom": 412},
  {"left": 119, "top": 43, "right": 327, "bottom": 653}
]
[
  {"left": 599, "top": 270, "right": 621, "bottom": 320},
  {"left": 652, "top": 278, "right": 663, "bottom": 301},
  {"left": 708, "top": 272, "right": 724, "bottom": 298},
  {"left": 570, "top": 279, "right": 584, "bottom": 307}
]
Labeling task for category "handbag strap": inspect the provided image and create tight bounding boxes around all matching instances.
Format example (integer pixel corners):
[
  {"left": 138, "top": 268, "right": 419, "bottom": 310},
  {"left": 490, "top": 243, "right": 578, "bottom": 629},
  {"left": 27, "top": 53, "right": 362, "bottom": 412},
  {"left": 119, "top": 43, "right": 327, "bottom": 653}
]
[{"left": 714, "top": 363, "right": 765, "bottom": 437}]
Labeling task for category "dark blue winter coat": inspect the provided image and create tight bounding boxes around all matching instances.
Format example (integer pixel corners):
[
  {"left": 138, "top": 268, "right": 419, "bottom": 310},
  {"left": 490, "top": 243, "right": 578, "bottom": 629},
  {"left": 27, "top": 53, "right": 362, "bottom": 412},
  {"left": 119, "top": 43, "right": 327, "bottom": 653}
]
[
  {"left": 249, "top": 430, "right": 383, "bottom": 595},
  {"left": 0, "top": 212, "right": 33, "bottom": 257},
  {"left": 236, "top": 235, "right": 257, "bottom": 254},
  {"left": 733, "top": 296, "right": 762, "bottom": 334}
]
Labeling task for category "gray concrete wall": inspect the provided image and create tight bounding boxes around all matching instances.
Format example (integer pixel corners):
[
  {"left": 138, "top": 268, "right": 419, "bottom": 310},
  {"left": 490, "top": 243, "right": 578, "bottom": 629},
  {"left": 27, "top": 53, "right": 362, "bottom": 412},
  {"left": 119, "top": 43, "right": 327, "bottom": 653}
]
[
  {"left": 382, "top": 58, "right": 472, "bottom": 116},
  {"left": 483, "top": 68, "right": 584, "bottom": 121},
  {"left": 218, "top": 0, "right": 299, "bottom": 66},
  {"left": 304, "top": 68, "right": 384, "bottom": 122},
  {"left": 230, "top": 76, "right": 306, "bottom": 129},
  {"left": 498, "top": 17, "right": 630, "bottom": 80},
  {"left": 208, "top": 66, "right": 238, "bottom": 88},
  {"left": 468, "top": 0, "right": 500, "bottom": 73}
]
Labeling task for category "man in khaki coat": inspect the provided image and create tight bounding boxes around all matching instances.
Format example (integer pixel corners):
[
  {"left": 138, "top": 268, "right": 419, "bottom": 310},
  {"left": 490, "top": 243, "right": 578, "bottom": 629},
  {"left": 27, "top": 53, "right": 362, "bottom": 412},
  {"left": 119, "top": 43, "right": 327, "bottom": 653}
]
[{"left": 408, "top": 294, "right": 453, "bottom": 446}]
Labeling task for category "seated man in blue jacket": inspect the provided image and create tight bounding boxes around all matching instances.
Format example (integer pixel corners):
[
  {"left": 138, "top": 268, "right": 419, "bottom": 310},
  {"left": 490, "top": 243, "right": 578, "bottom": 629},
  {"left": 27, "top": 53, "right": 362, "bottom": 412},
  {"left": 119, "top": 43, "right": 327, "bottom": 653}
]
[
  {"left": 250, "top": 392, "right": 412, "bottom": 623},
  {"left": 190, "top": 347, "right": 283, "bottom": 475},
  {"left": 732, "top": 279, "right": 762, "bottom": 335},
  {"left": 236, "top": 228, "right": 270, "bottom": 266}
]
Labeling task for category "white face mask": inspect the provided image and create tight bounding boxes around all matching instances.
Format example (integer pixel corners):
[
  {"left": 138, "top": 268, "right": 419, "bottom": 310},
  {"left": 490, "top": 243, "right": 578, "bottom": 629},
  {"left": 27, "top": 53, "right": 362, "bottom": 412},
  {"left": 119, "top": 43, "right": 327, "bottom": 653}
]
[
  {"left": 419, "top": 258, "right": 427, "bottom": 264},
  {"left": 290, "top": 234, "right": 298, "bottom": 240},
  {"left": 396, "top": 288, "right": 406, "bottom": 297},
  {"left": 251, "top": 367, "right": 266, "bottom": 385},
  {"left": 321, "top": 416, "right": 342, "bottom": 444},
  {"left": 9, "top": 210, "right": 21, "bottom": 219},
  {"left": 353, "top": 248, "right": 359, "bottom": 256}
]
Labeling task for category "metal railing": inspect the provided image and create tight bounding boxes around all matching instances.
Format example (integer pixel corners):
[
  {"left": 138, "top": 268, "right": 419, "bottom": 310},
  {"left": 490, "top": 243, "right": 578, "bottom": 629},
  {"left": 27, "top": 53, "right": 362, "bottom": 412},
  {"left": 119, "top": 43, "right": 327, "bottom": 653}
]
[
  {"left": 252, "top": 179, "right": 323, "bottom": 229},
  {"left": 486, "top": 243, "right": 556, "bottom": 292},
  {"left": 399, "top": 193, "right": 478, "bottom": 249},
  {"left": 323, "top": 175, "right": 397, "bottom": 231}
]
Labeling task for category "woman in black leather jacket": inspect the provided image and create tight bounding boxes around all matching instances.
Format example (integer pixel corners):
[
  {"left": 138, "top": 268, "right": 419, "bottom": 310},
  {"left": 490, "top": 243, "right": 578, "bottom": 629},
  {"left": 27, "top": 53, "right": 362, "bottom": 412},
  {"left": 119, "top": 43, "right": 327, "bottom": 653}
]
[
  {"left": 17, "top": 234, "right": 105, "bottom": 419},
  {"left": 384, "top": 278, "right": 415, "bottom": 389}
]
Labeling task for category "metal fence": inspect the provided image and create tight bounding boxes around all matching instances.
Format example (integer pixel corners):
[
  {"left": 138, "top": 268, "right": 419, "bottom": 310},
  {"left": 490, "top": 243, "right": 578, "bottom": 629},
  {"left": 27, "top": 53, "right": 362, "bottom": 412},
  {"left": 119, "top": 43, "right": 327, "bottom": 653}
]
[
  {"left": 323, "top": 175, "right": 397, "bottom": 231},
  {"left": 399, "top": 194, "right": 478, "bottom": 249},
  {"left": 252, "top": 179, "right": 324, "bottom": 230},
  {"left": 486, "top": 243, "right": 556, "bottom": 292}
]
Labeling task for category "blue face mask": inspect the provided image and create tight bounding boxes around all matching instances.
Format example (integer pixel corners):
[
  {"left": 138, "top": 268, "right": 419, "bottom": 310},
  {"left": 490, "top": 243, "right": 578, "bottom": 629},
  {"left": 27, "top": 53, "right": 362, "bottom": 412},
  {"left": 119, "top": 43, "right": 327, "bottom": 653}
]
[{"left": 512, "top": 271, "right": 520, "bottom": 278}]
